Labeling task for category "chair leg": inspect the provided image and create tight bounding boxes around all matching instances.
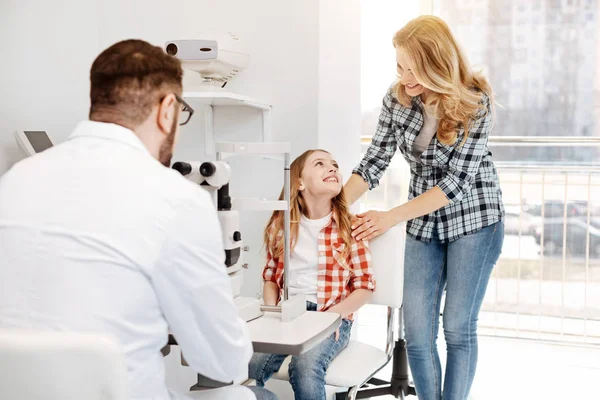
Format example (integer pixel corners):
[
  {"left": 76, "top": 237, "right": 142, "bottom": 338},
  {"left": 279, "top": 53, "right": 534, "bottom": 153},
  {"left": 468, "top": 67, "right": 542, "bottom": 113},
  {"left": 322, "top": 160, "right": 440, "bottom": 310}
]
[
  {"left": 394, "top": 307, "right": 416, "bottom": 397},
  {"left": 343, "top": 339, "right": 416, "bottom": 399},
  {"left": 337, "top": 308, "right": 416, "bottom": 399},
  {"left": 346, "top": 385, "right": 359, "bottom": 400},
  {"left": 332, "top": 386, "right": 359, "bottom": 400},
  {"left": 390, "top": 339, "right": 412, "bottom": 397}
]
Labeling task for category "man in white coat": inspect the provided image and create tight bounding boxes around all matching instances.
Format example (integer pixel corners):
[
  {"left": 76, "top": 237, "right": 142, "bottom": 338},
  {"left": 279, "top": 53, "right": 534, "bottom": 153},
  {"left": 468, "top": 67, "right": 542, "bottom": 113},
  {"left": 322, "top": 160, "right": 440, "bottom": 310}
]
[{"left": 0, "top": 39, "right": 276, "bottom": 400}]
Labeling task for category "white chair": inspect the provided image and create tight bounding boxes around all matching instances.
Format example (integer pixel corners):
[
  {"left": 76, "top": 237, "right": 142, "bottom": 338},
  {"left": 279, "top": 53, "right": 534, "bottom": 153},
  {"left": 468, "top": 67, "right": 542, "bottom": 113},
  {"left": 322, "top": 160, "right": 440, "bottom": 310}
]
[
  {"left": 269, "top": 224, "right": 416, "bottom": 399},
  {"left": 0, "top": 329, "right": 128, "bottom": 400}
]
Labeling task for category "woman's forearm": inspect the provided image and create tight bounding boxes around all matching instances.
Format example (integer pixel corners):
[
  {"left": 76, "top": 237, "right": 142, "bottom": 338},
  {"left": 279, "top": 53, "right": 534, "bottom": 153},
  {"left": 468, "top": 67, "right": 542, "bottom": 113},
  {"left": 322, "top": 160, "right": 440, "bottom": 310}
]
[
  {"left": 389, "top": 186, "right": 449, "bottom": 224},
  {"left": 344, "top": 174, "right": 369, "bottom": 205},
  {"left": 326, "top": 289, "right": 372, "bottom": 319},
  {"left": 263, "top": 281, "right": 280, "bottom": 306}
]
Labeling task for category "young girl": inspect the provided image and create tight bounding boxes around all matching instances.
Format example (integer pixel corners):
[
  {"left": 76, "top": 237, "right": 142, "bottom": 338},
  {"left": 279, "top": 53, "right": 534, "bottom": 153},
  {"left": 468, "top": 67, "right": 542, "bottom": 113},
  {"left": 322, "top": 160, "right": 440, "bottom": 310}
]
[{"left": 249, "top": 149, "right": 376, "bottom": 400}]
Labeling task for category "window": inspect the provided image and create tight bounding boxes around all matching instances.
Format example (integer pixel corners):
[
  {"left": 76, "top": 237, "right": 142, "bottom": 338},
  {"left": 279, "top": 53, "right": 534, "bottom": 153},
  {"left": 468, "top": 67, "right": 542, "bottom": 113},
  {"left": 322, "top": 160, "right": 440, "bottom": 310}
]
[
  {"left": 359, "top": 0, "right": 420, "bottom": 211},
  {"left": 360, "top": 0, "right": 420, "bottom": 114},
  {"left": 433, "top": 0, "right": 600, "bottom": 164},
  {"left": 357, "top": 2, "right": 600, "bottom": 393}
]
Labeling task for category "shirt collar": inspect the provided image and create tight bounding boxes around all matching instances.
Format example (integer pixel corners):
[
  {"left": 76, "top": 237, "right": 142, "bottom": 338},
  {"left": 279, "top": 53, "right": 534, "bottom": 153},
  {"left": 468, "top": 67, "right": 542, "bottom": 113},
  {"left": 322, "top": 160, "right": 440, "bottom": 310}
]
[
  {"left": 411, "top": 95, "right": 424, "bottom": 108},
  {"left": 301, "top": 211, "right": 332, "bottom": 227},
  {"left": 68, "top": 120, "right": 152, "bottom": 156},
  {"left": 280, "top": 211, "right": 338, "bottom": 238}
]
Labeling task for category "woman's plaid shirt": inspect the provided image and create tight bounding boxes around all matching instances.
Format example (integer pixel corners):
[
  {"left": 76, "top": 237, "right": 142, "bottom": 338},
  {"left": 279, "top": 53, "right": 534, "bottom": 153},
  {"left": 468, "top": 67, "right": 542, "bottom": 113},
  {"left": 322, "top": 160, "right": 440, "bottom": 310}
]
[
  {"left": 262, "top": 216, "right": 375, "bottom": 318},
  {"left": 353, "top": 88, "right": 504, "bottom": 243}
]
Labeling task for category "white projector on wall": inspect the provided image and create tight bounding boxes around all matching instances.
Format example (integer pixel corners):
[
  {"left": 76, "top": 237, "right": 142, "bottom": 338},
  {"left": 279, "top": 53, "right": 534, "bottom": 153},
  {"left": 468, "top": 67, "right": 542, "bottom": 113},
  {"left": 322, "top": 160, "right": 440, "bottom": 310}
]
[{"left": 165, "top": 33, "right": 250, "bottom": 86}]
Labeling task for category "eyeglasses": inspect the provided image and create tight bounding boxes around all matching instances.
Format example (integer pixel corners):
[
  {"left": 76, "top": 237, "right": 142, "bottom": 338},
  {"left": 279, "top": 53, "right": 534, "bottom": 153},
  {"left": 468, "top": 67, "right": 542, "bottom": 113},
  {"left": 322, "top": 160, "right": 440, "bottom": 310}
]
[{"left": 174, "top": 94, "right": 194, "bottom": 126}]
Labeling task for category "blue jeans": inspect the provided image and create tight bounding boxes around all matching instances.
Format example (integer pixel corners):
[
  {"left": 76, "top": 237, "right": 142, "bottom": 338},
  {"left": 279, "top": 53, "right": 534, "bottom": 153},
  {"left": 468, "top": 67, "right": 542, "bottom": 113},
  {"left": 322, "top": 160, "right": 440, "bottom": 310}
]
[
  {"left": 403, "top": 222, "right": 504, "bottom": 400},
  {"left": 248, "top": 302, "right": 352, "bottom": 400}
]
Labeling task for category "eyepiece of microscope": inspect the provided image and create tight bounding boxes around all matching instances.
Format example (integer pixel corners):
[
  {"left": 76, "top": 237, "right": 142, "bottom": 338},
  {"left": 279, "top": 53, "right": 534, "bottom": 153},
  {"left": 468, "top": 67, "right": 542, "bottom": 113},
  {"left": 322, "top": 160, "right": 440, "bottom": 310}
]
[
  {"left": 172, "top": 161, "right": 193, "bottom": 176},
  {"left": 200, "top": 162, "right": 216, "bottom": 177},
  {"left": 233, "top": 231, "right": 242, "bottom": 242}
]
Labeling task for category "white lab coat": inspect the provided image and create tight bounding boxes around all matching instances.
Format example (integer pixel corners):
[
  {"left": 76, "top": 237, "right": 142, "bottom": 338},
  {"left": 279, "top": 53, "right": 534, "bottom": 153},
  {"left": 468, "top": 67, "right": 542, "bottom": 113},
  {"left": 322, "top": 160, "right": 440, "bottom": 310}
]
[{"left": 0, "top": 121, "right": 254, "bottom": 400}]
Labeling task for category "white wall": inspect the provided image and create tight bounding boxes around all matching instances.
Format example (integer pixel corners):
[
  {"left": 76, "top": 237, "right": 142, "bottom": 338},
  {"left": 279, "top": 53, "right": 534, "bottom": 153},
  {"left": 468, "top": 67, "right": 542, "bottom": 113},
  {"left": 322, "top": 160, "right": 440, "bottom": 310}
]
[
  {"left": 0, "top": 0, "right": 320, "bottom": 296},
  {"left": 0, "top": 0, "right": 100, "bottom": 173},
  {"left": 0, "top": 0, "right": 320, "bottom": 170},
  {"left": 0, "top": 0, "right": 361, "bottom": 395}
]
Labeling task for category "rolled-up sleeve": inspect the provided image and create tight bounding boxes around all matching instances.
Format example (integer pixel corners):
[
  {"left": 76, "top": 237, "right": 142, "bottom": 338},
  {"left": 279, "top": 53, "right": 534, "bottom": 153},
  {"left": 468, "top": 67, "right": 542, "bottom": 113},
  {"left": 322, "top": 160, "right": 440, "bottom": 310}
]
[
  {"left": 349, "top": 239, "right": 376, "bottom": 291},
  {"left": 437, "top": 94, "right": 492, "bottom": 204},
  {"left": 353, "top": 90, "right": 399, "bottom": 190},
  {"left": 262, "top": 250, "right": 279, "bottom": 285},
  {"left": 262, "top": 227, "right": 282, "bottom": 285}
]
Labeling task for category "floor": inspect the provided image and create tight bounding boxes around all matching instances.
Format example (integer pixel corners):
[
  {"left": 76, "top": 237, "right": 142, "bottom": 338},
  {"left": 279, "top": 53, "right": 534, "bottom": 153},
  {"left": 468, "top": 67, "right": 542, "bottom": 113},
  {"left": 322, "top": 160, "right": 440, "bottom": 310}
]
[
  {"left": 166, "top": 307, "right": 600, "bottom": 400},
  {"left": 354, "top": 325, "right": 600, "bottom": 400},
  {"left": 262, "top": 332, "right": 599, "bottom": 400}
]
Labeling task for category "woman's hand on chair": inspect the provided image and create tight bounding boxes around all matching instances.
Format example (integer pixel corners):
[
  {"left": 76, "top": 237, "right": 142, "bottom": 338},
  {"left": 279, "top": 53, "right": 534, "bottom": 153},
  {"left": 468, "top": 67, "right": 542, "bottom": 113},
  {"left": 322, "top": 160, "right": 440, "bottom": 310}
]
[{"left": 351, "top": 210, "right": 395, "bottom": 241}]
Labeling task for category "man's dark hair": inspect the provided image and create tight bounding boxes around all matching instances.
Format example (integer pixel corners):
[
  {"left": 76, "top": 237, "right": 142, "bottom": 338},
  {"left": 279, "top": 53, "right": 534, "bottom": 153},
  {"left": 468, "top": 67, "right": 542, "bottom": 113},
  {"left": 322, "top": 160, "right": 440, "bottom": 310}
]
[{"left": 89, "top": 39, "right": 183, "bottom": 127}]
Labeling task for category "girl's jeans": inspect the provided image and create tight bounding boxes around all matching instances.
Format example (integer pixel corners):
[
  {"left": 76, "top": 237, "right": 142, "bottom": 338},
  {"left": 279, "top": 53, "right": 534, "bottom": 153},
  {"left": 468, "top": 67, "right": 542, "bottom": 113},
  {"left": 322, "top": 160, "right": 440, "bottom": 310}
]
[{"left": 249, "top": 301, "right": 352, "bottom": 400}]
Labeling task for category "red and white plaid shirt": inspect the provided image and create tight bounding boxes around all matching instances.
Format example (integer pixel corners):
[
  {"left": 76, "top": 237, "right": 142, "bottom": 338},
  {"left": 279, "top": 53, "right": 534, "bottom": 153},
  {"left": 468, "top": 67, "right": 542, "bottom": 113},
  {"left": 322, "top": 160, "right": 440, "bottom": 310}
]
[{"left": 263, "top": 216, "right": 375, "bottom": 319}]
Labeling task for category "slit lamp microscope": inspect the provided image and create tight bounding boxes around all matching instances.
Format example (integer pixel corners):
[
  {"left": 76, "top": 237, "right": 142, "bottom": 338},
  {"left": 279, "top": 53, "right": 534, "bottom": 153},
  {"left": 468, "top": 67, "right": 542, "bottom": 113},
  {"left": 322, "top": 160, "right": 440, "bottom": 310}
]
[{"left": 172, "top": 160, "right": 263, "bottom": 322}]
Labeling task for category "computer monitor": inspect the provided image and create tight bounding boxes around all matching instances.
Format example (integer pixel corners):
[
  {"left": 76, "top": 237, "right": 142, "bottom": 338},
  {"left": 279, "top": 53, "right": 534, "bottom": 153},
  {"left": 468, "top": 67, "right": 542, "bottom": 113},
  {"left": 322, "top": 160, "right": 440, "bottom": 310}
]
[{"left": 14, "top": 130, "right": 54, "bottom": 156}]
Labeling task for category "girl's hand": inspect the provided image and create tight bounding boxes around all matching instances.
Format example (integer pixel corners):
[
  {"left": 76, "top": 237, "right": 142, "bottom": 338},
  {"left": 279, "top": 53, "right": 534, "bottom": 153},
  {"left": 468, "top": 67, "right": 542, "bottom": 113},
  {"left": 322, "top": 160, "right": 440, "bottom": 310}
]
[{"left": 351, "top": 210, "right": 395, "bottom": 241}]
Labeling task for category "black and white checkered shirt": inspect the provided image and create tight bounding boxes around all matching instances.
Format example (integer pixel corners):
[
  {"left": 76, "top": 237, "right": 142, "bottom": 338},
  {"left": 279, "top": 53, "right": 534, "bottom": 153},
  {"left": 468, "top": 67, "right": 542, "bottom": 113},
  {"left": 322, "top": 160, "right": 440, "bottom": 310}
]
[{"left": 353, "top": 88, "right": 504, "bottom": 243}]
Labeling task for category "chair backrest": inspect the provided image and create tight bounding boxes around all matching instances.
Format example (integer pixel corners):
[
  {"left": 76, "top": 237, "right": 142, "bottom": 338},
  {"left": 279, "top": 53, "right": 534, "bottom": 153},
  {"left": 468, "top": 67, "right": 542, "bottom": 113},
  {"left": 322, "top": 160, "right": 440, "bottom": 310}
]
[
  {"left": 367, "top": 223, "right": 405, "bottom": 308},
  {"left": 0, "top": 329, "right": 128, "bottom": 400}
]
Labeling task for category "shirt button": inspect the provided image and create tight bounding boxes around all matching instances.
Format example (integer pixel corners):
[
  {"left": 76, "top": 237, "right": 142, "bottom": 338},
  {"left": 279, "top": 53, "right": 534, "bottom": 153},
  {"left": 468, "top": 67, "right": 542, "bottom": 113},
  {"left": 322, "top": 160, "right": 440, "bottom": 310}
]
[
  {"left": 319, "top": 234, "right": 324, "bottom": 239},
  {"left": 320, "top": 252, "right": 325, "bottom": 256}
]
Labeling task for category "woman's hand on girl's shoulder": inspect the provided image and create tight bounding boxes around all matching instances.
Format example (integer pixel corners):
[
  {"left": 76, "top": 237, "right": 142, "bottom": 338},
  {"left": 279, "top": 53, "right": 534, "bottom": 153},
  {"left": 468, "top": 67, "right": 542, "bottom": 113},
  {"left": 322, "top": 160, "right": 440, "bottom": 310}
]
[{"left": 351, "top": 210, "right": 395, "bottom": 241}]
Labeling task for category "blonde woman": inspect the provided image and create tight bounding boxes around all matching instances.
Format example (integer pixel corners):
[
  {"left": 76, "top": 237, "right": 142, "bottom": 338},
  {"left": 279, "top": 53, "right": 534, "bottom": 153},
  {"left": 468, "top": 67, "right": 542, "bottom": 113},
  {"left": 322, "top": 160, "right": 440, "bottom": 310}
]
[{"left": 344, "top": 16, "right": 505, "bottom": 400}]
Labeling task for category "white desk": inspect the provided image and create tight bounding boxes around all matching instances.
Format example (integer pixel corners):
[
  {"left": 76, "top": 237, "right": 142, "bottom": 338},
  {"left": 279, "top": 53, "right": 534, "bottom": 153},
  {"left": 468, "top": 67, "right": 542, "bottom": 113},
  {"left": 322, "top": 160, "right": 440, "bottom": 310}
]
[
  {"left": 248, "top": 311, "right": 341, "bottom": 355},
  {"left": 168, "top": 311, "right": 340, "bottom": 356}
]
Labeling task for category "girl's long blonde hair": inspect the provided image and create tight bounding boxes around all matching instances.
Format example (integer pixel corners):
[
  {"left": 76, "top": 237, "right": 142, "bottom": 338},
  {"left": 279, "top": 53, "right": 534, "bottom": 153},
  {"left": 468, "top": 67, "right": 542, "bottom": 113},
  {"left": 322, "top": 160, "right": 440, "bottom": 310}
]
[
  {"left": 393, "top": 15, "right": 493, "bottom": 146},
  {"left": 263, "top": 149, "right": 353, "bottom": 263}
]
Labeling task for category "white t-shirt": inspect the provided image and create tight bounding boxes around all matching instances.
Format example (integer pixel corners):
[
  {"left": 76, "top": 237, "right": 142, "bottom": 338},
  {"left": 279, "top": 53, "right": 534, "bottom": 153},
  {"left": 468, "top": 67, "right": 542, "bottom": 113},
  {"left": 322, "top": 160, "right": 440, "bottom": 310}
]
[
  {"left": 413, "top": 104, "right": 439, "bottom": 157},
  {"left": 289, "top": 212, "right": 332, "bottom": 304}
]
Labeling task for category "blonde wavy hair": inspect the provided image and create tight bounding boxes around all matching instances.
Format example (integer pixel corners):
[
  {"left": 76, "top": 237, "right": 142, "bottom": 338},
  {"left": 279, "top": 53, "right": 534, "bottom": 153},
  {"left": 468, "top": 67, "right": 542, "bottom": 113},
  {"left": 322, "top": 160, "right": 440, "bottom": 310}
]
[
  {"left": 393, "top": 15, "right": 493, "bottom": 145},
  {"left": 264, "top": 149, "right": 353, "bottom": 264}
]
